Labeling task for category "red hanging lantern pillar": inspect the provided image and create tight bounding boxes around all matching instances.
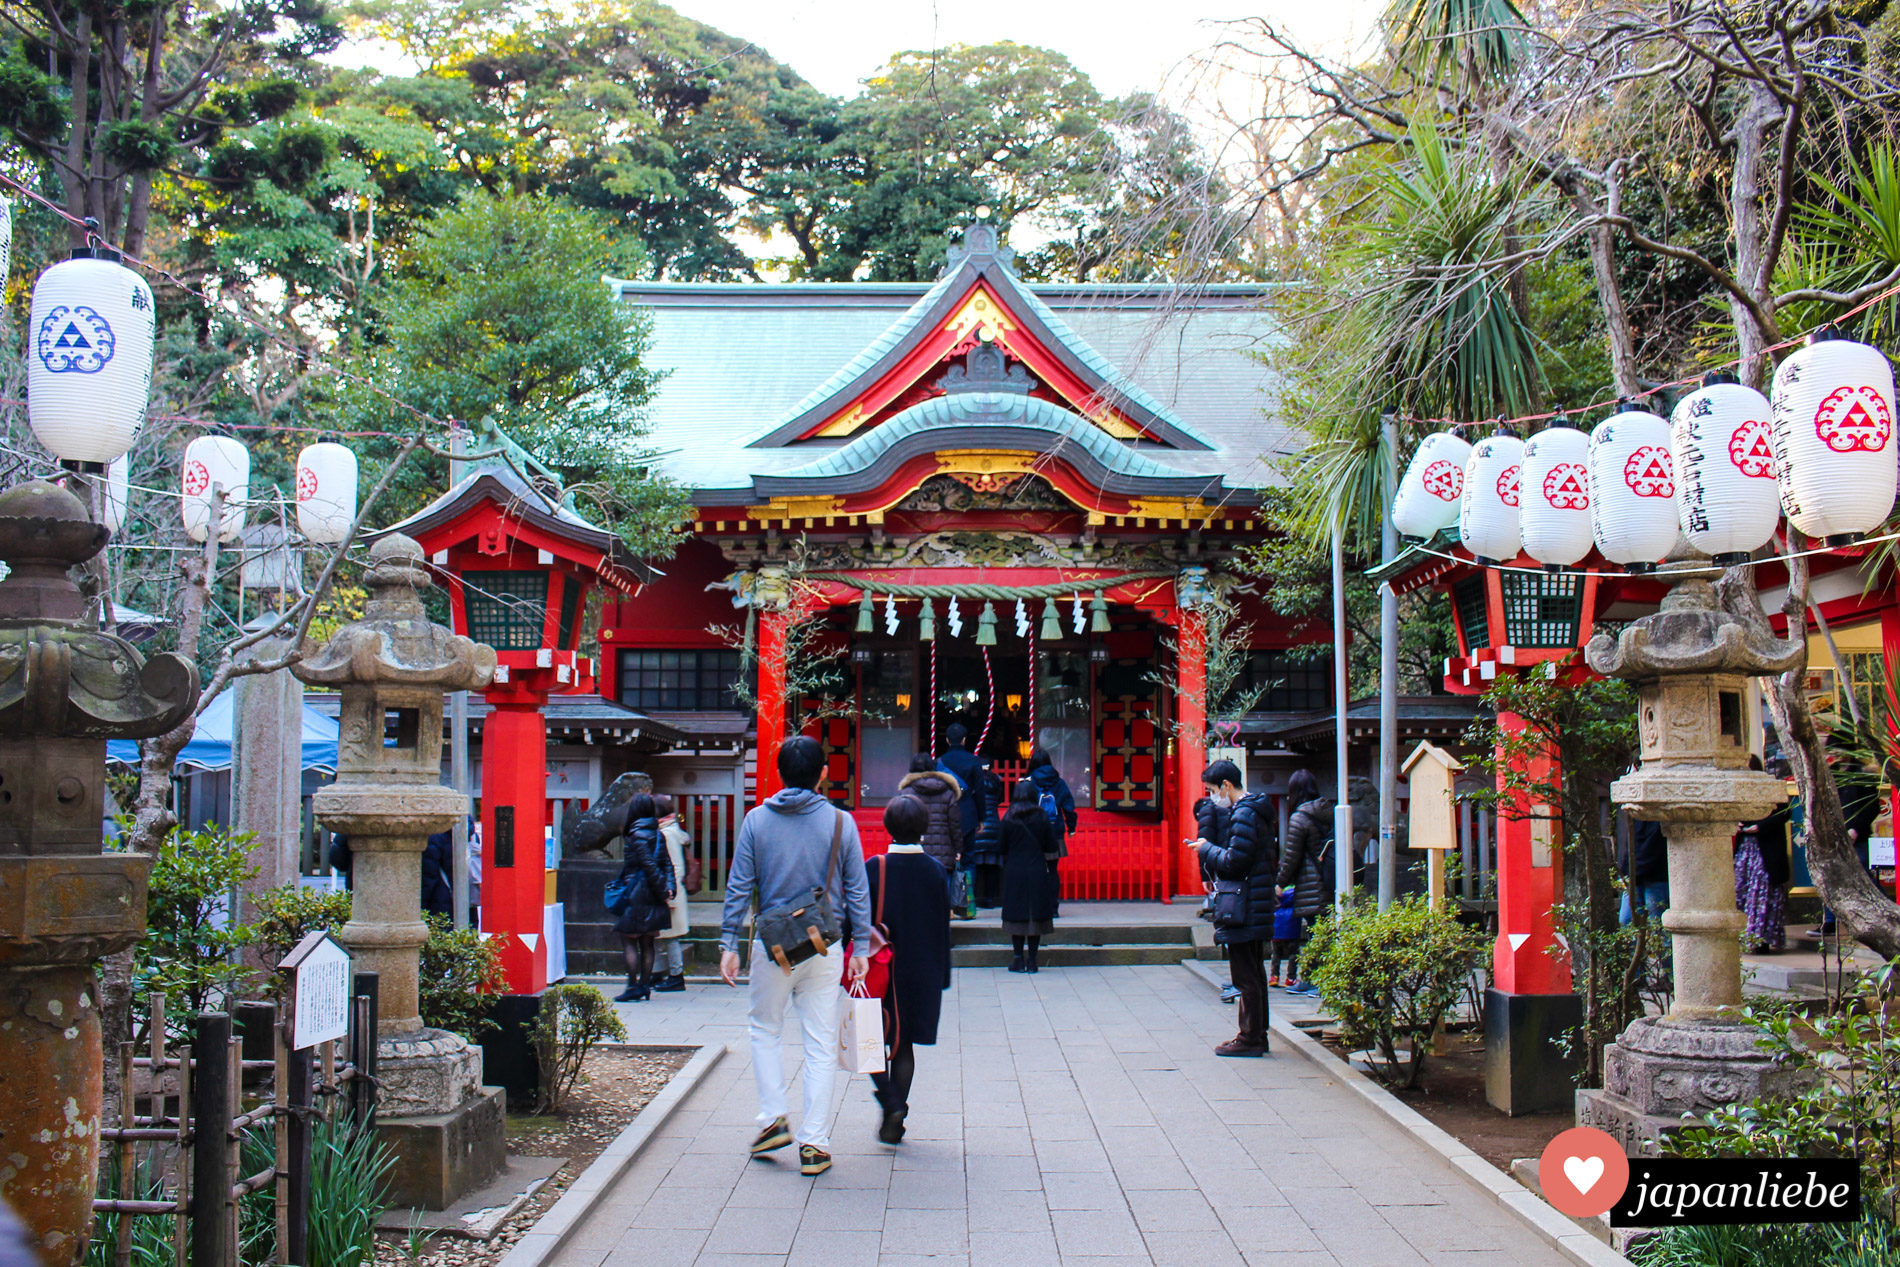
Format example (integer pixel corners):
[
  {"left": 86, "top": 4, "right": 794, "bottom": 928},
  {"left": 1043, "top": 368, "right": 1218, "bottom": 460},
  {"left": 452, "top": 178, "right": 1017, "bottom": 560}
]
[
  {"left": 482, "top": 695, "right": 551, "bottom": 991},
  {"left": 1174, "top": 607, "right": 1209, "bottom": 900},
  {"left": 755, "top": 605, "right": 791, "bottom": 805},
  {"left": 1491, "top": 710, "right": 1572, "bottom": 995}
]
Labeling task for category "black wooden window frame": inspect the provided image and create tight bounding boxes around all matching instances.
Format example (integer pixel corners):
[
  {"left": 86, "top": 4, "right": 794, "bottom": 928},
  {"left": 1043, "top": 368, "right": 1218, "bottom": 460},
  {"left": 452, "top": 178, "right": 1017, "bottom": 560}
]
[{"left": 617, "top": 648, "right": 748, "bottom": 711}]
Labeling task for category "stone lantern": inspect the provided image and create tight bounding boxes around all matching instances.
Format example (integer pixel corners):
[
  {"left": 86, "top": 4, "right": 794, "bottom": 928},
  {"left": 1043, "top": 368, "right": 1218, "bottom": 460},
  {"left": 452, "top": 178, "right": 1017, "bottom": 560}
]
[
  {"left": 0, "top": 480, "right": 196, "bottom": 1265},
  {"left": 1579, "top": 576, "right": 1810, "bottom": 1153},
  {"left": 292, "top": 533, "right": 503, "bottom": 1208}
]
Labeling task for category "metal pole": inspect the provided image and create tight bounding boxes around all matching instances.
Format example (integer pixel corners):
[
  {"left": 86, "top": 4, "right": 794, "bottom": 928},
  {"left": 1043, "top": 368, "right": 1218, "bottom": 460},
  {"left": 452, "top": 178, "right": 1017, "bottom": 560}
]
[
  {"left": 450, "top": 424, "right": 472, "bottom": 929},
  {"left": 1331, "top": 519, "right": 1354, "bottom": 909},
  {"left": 1378, "top": 412, "right": 1400, "bottom": 911},
  {"left": 189, "top": 1012, "right": 232, "bottom": 1267}
]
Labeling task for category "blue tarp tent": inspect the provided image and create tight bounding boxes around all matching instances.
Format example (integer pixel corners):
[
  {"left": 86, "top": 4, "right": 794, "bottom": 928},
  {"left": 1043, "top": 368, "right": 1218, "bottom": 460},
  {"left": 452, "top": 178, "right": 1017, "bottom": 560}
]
[{"left": 107, "top": 689, "right": 340, "bottom": 773}]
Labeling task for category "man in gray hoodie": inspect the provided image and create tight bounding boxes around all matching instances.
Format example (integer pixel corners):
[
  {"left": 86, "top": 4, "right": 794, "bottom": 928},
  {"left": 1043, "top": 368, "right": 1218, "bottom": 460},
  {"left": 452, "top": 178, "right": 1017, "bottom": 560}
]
[{"left": 720, "top": 737, "right": 872, "bottom": 1176}]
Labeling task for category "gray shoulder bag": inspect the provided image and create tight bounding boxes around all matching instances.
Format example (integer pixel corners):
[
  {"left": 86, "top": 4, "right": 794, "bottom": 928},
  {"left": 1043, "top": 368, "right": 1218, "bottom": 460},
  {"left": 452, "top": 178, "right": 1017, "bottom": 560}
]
[{"left": 755, "top": 809, "right": 845, "bottom": 973}]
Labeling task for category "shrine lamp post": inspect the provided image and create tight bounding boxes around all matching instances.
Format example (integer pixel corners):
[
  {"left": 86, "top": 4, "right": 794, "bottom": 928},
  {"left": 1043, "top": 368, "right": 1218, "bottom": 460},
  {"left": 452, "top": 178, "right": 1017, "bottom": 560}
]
[
  {"left": 1374, "top": 541, "right": 1603, "bottom": 1114},
  {"left": 0, "top": 481, "right": 196, "bottom": 1264}
]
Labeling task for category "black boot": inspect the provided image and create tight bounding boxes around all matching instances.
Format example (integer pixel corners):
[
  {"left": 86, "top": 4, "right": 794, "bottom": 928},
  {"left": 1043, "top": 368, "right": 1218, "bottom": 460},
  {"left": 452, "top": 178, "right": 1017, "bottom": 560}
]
[
  {"left": 614, "top": 975, "right": 641, "bottom": 1002},
  {"left": 1009, "top": 936, "right": 1027, "bottom": 973},
  {"left": 1026, "top": 937, "right": 1040, "bottom": 974},
  {"left": 655, "top": 973, "right": 686, "bottom": 992}
]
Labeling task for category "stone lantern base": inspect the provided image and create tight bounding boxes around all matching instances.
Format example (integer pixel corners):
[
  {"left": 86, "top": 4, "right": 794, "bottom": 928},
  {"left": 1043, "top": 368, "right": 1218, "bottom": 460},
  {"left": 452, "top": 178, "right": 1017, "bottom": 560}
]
[
  {"left": 375, "top": 1028, "right": 505, "bottom": 1210},
  {"left": 1576, "top": 1016, "right": 1812, "bottom": 1156}
]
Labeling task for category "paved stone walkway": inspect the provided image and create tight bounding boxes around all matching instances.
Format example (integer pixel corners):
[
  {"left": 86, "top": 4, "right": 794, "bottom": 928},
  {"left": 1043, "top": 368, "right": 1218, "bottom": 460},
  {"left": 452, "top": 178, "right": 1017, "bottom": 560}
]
[{"left": 549, "top": 965, "right": 1569, "bottom": 1266}]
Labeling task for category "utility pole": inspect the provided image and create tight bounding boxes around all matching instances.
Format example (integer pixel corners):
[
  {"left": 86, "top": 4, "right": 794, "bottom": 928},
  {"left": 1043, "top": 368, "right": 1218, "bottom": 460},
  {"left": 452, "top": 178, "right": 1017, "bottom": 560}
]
[
  {"left": 1378, "top": 412, "right": 1399, "bottom": 911},
  {"left": 449, "top": 424, "right": 472, "bottom": 929},
  {"left": 1331, "top": 517, "right": 1353, "bottom": 909}
]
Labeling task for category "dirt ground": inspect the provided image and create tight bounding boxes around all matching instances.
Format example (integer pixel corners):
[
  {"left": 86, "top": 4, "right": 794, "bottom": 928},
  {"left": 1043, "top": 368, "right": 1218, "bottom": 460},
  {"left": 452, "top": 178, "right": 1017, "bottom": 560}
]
[
  {"left": 1313, "top": 1029, "right": 1565, "bottom": 1172},
  {"left": 373, "top": 1046, "right": 693, "bottom": 1265}
]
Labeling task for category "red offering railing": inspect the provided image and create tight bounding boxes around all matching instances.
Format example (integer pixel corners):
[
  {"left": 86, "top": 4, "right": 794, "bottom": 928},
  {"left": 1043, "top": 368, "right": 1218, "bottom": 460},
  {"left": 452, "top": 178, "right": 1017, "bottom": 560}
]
[
  {"left": 1061, "top": 819, "right": 1171, "bottom": 901},
  {"left": 853, "top": 808, "right": 1170, "bottom": 900}
]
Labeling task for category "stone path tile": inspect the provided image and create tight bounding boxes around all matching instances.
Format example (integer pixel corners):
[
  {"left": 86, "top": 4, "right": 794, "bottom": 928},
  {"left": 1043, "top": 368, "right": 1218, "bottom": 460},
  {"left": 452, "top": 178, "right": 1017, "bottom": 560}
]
[{"left": 545, "top": 965, "right": 1571, "bottom": 1267}]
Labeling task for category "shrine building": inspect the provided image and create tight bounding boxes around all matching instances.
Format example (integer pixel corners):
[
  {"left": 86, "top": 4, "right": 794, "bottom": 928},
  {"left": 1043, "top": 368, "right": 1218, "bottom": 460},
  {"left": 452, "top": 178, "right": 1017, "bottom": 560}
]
[{"left": 594, "top": 220, "right": 1325, "bottom": 902}]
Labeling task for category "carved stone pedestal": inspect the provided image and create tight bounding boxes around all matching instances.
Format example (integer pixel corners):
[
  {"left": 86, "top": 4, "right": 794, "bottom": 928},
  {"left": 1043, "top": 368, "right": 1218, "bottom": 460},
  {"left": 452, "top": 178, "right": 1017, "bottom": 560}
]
[
  {"left": 1578, "top": 1017, "right": 1809, "bottom": 1156},
  {"left": 375, "top": 1028, "right": 505, "bottom": 1209}
]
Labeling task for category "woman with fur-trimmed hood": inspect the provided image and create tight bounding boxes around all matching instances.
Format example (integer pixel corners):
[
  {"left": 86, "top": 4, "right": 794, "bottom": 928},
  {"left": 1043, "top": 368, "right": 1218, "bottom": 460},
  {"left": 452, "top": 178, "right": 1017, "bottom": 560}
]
[{"left": 898, "top": 754, "right": 963, "bottom": 876}]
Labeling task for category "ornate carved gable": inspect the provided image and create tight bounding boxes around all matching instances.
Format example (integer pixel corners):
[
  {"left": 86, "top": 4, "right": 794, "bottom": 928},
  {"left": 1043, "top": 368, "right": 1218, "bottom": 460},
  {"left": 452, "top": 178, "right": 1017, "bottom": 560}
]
[{"left": 896, "top": 473, "right": 1074, "bottom": 513}]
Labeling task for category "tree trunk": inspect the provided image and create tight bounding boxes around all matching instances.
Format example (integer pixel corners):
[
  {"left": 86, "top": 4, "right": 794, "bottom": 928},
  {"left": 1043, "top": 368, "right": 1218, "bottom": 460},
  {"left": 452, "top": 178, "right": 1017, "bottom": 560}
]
[{"left": 1714, "top": 563, "right": 1900, "bottom": 960}]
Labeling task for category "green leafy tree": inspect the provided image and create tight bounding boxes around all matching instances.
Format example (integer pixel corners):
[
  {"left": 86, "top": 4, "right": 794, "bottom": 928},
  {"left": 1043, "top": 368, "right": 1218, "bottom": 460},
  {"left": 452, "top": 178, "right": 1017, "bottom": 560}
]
[
  {"left": 418, "top": 914, "right": 507, "bottom": 1039},
  {"left": 133, "top": 826, "right": 260, "bottom": 1023},
  {"left": 358, "top": 187, "right": 687, "bottom": 556},
  {"left": 529, "top": 982, "right": 627, "bottom": 1114}
]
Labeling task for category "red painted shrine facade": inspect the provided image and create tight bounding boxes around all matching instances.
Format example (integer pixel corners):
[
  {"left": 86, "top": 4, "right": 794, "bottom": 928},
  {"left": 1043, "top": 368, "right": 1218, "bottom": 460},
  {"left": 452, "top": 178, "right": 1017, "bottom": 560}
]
[{"left": 595, "top": 223, "right": 1308, "bottom": 900}]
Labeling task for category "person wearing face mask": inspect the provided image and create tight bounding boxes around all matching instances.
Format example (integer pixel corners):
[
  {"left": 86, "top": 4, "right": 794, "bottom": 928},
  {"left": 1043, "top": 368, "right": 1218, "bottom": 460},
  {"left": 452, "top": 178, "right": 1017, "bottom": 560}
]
[
  {"left": 1195, "top": 787, "right": 1239, "bottom": 1003},
  {"left": 1189, "top": 760, "right": 1279, "bottom": 1056}
]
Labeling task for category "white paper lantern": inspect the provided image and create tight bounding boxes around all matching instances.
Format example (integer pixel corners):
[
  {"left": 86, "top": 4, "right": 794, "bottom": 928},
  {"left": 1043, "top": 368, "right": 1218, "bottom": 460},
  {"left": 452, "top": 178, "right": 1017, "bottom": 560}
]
[
  {"left": 1588, "top": 405, "right": 1678, "bottom": 572},
  {"left": 1770, "top": 328, "right": 1898, "bottom": 544},
  {"left": 101, "top": 454, "right": 130, "bottom": 533},
  {"left": 295, "top": 442, "right": 358, "bottom": 543},
  {"left": 1670, "top": 373, "right": 1780, "bottom": 564},
  {"left": 181, "top": 435, "right": 249, "bottom": 543},
  {"left": 1519, "top": 424, "right": 1593, "bottom": 567},
  {"left": 1392, "top": 431, "right": 1474, "bottom": 539},
  {"left": 0, "top": 198, "right": 12, "bottom": 294},
  {"left": 27, "top": 251, "right": 157, "bottom": 465},
  {"left": 1458, "top": 433, "right": 1524, "bottom": 563}
]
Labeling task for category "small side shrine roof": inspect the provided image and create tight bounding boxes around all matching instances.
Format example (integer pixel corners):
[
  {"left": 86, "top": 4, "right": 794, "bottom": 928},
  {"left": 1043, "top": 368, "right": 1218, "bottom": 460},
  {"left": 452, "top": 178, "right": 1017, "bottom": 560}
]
[{"left": 377, "top": 455, "right": 656, "bottom": 588}]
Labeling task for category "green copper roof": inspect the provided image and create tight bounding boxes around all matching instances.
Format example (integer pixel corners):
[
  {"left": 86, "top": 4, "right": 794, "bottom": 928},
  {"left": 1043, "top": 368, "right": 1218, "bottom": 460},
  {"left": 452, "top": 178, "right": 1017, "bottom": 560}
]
[{"left": 773, "top": 392, "right": 1186, "bottom": 484}]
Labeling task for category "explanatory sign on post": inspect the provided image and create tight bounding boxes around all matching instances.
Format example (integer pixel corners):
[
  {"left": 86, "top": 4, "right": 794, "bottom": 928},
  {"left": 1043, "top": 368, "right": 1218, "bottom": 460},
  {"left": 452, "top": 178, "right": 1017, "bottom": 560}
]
[{"left": 280, "top": 931, "right": 352, "bottom": 1050}]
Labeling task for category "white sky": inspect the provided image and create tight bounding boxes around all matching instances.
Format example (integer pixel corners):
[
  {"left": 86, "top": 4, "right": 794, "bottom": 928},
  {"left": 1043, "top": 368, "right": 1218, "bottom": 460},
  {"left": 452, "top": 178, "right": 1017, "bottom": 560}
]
[{"left": 669, "top": 0, "right": 1377, "bottom": 100}]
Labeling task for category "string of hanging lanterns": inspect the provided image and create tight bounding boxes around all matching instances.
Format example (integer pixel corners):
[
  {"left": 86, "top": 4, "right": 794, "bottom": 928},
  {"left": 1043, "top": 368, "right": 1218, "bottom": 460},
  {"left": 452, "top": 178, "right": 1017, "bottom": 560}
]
[{"left": 1395, "top": 326, "right": 1900, "bottom": 572}]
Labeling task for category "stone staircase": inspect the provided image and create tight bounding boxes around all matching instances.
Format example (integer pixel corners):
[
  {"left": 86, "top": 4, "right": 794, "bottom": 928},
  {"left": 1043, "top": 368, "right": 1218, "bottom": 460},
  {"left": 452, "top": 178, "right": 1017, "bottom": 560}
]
[
  {"left": 558, "top": 862, "right": 1214, "bottom": 978},
  {"left": 950, "top": 919, "right": 1203, "bottom": 968}
]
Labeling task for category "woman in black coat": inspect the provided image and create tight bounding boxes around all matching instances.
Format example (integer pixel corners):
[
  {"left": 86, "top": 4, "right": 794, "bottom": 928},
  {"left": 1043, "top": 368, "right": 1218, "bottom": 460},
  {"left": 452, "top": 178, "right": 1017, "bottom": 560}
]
[
  {"left": 1192, "top": 759, "right": 1278, "bottom": 1057},
  {"left": 999, "top": 779, "right": 1060, "bottom": 973},
  {"left": 867, "top": 795, "right": 952, "bottom": 1145},
  {"left": 1275, "top": 770, "right": 1331, "bottom": 994},
  {"left": 610, "top": 794, "right": 675, "bottom": 1002}
]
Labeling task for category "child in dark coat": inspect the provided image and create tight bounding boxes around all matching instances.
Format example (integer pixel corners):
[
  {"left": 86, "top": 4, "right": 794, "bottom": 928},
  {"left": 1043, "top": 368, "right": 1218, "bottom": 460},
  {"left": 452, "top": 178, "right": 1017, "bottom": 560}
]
[
  {"left": 866, "top": 795, "right": 952, "bottom": 1146},
  {"left": 1269, "top": 888, "right": 1301, "bottom": 988}
]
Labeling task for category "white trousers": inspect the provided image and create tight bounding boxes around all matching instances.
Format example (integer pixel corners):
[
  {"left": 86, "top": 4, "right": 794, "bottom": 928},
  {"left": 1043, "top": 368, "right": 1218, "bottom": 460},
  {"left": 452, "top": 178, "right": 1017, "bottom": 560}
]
[{"left": 747, "top": 941, "right": 843, "bottom": 1149}]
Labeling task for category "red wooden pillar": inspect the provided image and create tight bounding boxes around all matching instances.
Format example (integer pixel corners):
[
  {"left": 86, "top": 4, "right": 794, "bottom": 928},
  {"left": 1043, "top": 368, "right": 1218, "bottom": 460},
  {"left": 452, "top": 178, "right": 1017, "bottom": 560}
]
[
  {"left": 1885, "top": 608, "right": 1900, "bottom": 903},
  {"left": 1175, "top": 608, "right": 1209, "bottom": 901},
  {"left": 755, "top": 607, "right": 790, "bottom": 805},
  {"left": 1491, "top": 709, "right": 1571, "bottom": 994},
  {"left": 482, "top": 697, "right": 550, "bottom": 994}
]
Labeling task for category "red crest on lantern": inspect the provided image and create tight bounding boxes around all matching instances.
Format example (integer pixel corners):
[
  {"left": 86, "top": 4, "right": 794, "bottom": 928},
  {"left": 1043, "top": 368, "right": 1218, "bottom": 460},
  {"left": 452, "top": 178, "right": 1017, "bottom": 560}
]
[
  {"left": 183, "top": 459, "right": 209, "bottom": 497},
  {"left": 1622, "top": 446, "right": 1674, "bottom": 498},
  {"left": 296, "top": 466, "right": 320, "bottom": 500},
  {"left": 1813, "top": 385, "right": 1893, "bottom": 453},
  {"left": 1496, "top": 466, "right": 1521, "bottom": 507},
  {"left": 1422, "top": 460, "right": 1463, "bottom": 501},
  {"left": 1727, "top": 419, "right": 1776, "bottom": 477},
  {"left": 1541, "top": 463, "right": 1589, "bottom": 511}
]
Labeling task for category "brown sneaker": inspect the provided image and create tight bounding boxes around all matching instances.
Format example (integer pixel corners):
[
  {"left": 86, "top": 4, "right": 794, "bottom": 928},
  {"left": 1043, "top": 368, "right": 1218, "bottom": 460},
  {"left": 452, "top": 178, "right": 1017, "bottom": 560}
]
[
  {"left": 1214, "top": 1038, "right": 1267, "bottom": 1058},
  {"left": 799, "top": 1144, "right": 832, "bottom": 1175},
  {"left": 749, "top": 1117, "right": 792, "bottom": 1155}
]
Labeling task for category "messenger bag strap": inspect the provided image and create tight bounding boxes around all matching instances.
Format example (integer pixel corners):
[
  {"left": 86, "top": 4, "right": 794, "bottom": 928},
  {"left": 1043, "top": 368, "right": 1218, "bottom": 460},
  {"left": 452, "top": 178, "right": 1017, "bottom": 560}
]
[{"left": 828, "top": 808, "right": 844, "bottom": 895}]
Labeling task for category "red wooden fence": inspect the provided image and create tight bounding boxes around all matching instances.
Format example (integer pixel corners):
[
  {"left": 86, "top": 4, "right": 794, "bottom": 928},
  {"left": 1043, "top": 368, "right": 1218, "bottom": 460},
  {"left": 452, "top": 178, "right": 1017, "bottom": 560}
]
[{"left": 850, "top": 809, "right": 1171, "bottom": 901}]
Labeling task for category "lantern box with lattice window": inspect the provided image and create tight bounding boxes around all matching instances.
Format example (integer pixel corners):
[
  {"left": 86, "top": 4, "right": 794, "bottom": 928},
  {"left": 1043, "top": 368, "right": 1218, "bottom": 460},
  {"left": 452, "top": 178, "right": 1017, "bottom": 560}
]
[{"left": 1442, "top": 565, "right": 1601, "bottom": 693}]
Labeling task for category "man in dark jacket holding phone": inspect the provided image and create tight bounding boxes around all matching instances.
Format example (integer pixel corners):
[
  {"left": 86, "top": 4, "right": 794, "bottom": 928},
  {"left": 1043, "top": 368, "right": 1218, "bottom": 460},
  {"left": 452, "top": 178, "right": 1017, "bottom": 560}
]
[{"left": 1190, "top": 759, "right": 1279, "bottom": 1056}]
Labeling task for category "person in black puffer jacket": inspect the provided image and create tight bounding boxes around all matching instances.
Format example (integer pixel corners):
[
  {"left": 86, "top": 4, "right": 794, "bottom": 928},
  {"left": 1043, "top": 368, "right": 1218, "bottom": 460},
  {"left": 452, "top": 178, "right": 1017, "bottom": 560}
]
[
  {"left": 897, "top": 757, "right": 964, "bottom": 876},
  {"left": 1192, "top": 759, "right": 1278, "bottom": 1057},
  {"left": 968, "top": 761, "right": 1007, "bottom": 908},
  {"left": 611, "top": 794, "right": 676, "bottom": 1002},
  {"left": 1275, "top": 770, "right": 1331, "bottom": 994}
]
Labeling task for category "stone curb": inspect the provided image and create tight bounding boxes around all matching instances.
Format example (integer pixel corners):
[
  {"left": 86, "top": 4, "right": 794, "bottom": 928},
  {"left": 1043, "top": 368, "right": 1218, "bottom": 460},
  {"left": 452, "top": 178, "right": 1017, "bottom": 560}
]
[
  {"left": 1178, "top": 959, "right": 1628, "bottom": 1267},
  {"left": 495, "top": 1041, "right": 728, "bottom": 1267}
]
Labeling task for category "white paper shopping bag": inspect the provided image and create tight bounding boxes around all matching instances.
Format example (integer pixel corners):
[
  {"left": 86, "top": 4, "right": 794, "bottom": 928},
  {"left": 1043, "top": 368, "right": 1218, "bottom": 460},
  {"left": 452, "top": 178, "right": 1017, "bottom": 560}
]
[{"left": 839, "top": 989, "right": 885, "bottom": 1074}]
